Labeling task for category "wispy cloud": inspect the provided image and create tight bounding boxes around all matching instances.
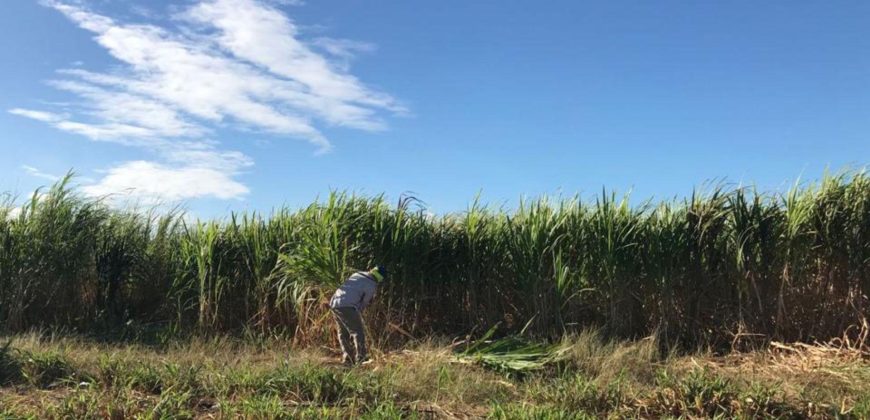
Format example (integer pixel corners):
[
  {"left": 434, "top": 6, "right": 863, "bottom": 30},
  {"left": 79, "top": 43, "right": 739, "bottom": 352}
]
[
  {"left": 22, "top": 165, "right": 61, "bottom": 182},
  {"left": 312, "top": 37, "right": 378, "bottom": 71},
  {"left": 11, "top": 0, "right": 402, "bottom": 203},
  {"left": 82, "top": 160, "right": 250, "bottom": 202},
  {"left": 83, "top": 139, "right": 255, "bottom": 204},
  {"left": 9, "top": 108, "right": 66, "bottom": 123}
]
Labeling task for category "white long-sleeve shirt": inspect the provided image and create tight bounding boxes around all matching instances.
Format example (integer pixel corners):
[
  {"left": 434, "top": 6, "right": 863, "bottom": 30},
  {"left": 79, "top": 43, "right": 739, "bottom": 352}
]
[{"left": 329, "top": 272, "right": 378, "bottom": 311}]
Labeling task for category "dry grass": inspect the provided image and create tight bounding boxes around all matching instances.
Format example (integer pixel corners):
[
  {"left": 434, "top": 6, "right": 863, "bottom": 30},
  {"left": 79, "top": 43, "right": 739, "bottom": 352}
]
[
  {"left": 0, "top": 332, "right": 867, "bottom": 419},
  {"left": 685, "top": 339, "right": 870, "bottom": 415}
]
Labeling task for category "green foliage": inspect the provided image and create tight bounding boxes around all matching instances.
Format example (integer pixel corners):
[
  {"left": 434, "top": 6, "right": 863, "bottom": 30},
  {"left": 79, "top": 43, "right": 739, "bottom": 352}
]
[
  {"left": 489, "top": 402, "right": 596, "bottom": 420},
  {"left": 18, "top": 350, "right": 75, "bottom": 389},
  {"left": 97, "top": 357, "right": 164, "bottom": 394},
  {"left": 525, "top": 373, "right": 626, "bottom": 415},
  {"left": 1, "top": 170, "right": 870, "bottom": 349},
  {"left": 0, "top": 341, "right": 21, "bottom": 385},
  {"left": 0, "top": 336, "right": 866, "bottom": 418},
  {"left": 459, "top": 324, "right": 570, "bottom": 375}
]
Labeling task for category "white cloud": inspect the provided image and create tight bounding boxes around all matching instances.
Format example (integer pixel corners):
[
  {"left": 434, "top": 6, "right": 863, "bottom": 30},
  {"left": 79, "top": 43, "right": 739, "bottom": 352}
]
[
  {"left": 48, "top": 77, "right": 206, "bottom": 138},
  {"left": 180, "top": 0, "right": 400, "bottom": 113},
  {"left": 22, "top": 165, "right": 61, "bottom": 182},
  {"left": 312, "top": 37, "right": 377, "bottom": 68},
  {"left": 6, "top": 207, "right": 22, "bottom": 221},
  {"left": 12, "top": 0, "right": 402, "bottom": 203},
  {"left": 36, "top": 0, "right": 402, "bottom": 146},
  {"left": 84, "top": 140, "right": 254, "bottom": 203},
  {"left": 129, "top": 5, "right": 157, "bottom": 19},
  {"left": 82, "top": 160, "right": 249, "bottom": 203},
  {"left": 9, "top": 108, "right": 65, "bottom": 123},
  {"left": 268, "top": 0, "right": 306, "bottom": 5}
]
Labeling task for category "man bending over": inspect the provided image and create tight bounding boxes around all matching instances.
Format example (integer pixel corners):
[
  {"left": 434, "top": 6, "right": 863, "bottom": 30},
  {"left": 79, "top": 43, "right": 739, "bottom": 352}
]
[{"left": 329, "top": 266, "right": 386, "bottom": 365}]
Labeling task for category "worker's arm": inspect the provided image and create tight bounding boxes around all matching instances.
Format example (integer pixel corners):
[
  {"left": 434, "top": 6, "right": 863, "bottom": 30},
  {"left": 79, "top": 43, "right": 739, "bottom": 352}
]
[{"left": 359, "top": 283, "right": 376, "bottom": 311}]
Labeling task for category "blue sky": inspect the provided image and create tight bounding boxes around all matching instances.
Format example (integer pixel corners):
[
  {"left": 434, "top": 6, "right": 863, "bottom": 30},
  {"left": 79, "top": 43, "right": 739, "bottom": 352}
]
[{"left": 2, "top": 0, "right": 868, "bottom": 217}]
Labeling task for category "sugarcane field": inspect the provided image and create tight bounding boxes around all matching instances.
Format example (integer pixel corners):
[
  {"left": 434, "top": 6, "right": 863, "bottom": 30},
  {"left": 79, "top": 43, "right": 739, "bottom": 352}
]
[
  {"left": 0, "top": 174, "right": 868, "bottom": 418},
  {"left": 3, "top": 0, "right": 869, "bottom": 418}
]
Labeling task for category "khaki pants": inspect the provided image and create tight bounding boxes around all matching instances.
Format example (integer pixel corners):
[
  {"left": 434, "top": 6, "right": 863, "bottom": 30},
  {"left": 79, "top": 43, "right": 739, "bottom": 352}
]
[{"left": 331, "top": 307, "right": 367, "bottom": 364}]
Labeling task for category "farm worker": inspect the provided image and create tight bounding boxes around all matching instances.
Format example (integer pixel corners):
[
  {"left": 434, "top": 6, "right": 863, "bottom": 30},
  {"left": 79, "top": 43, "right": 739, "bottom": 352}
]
[{"left": 329, "top": 266, "right": 387, "bottom": 365}]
